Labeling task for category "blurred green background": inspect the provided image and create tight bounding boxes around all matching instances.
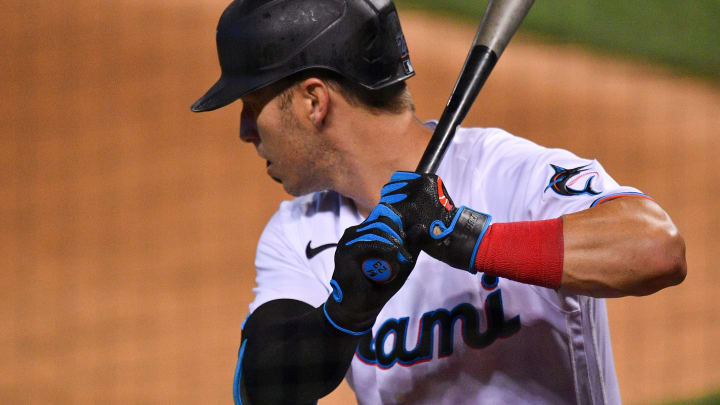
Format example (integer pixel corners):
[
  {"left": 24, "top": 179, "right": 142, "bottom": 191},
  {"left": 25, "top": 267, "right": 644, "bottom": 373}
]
[
  {"left": 663, "top": 392, "right": 720, "bottom": 405},
  {"left": 399, "top": 0, "right": 720, "bottom": 80}
]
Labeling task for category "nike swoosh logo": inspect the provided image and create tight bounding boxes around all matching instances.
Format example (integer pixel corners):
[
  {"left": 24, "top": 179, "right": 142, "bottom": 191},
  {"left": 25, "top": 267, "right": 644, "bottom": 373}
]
[{"left": 305, "top": 241, "right": 338, "bottom": 259}]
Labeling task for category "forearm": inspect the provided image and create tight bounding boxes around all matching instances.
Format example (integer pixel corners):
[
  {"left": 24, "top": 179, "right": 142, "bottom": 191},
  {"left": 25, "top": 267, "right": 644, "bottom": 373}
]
[
  {"left": 474, "top": 197, "right": 686, "bottom": 297},
  {"left": 560, "top": 197, "right": 686, "bottom": 297},
  {"left": 241, "top": 300, "right": 361, "bottom": 404}
]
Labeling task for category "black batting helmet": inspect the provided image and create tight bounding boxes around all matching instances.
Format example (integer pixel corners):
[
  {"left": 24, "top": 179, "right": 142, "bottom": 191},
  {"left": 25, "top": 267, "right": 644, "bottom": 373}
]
[{"left": 191, "top": 0, "right": 415, "bottom": 112}]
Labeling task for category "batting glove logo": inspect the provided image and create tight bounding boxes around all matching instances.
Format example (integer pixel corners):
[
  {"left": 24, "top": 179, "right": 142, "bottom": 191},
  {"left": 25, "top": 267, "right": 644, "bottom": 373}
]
[{"left": 362, "top": 258, "right": 392, "bottom": 283}]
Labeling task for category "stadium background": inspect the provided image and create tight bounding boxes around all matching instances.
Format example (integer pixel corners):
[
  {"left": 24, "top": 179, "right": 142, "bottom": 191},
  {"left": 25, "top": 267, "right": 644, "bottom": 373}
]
[{"left": 2, "top": 0, "right": 719, "bottom": 404}]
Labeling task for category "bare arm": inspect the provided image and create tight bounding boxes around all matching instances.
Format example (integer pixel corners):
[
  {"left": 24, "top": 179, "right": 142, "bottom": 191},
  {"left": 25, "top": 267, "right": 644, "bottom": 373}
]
[{"left": 561, "top": 197, "right": 686, "bottom": 297}]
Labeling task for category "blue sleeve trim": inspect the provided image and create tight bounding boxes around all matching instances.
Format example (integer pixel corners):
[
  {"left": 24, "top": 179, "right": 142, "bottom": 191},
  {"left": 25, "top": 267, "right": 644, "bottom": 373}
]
[
  {"left": 233, "top": 339, "right": 248, "bottom": 405},
  {"left": 322, "top": 302, "right": 372, "bottom": 335},
  {"left": 468, "top": 210, "right": 492, "bottom": 273},
  {"left": 380, "top": 182, "right": 408, "bottom": 196},
  {"left": 389, "top": 171, "right": 421, "bottom": 182},
  {"left": 590, "top": 192, "right": 650, "bottom": 207},
  {"left": 366, "top": 204, "right": 403, "bottom": 229},
  {"left": 345, "top": 234, "right": 392, "bottom": 246},
  {"left": 380, "top": 194, "right": 407, "bottom": 204},
  {"left": 240, "top": 314, "right": 250, "bottom": 331},
  {"left": 356, "top": 222, "right": 402, "bottom": 242}
]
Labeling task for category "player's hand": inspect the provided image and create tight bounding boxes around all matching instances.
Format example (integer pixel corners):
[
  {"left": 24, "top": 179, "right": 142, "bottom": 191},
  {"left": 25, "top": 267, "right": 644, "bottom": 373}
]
[
  {"left": 380, "top": 171, "right": 491, "bottom": 272},
  {"left": 323, "top": 203, "right": 417, "bottom": 335}
]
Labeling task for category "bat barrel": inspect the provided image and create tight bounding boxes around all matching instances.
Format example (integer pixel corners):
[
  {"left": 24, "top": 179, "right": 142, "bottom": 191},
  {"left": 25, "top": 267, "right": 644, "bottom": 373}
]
[
  {"left": 475, "top": 0, "right": 535, "bottom": 57},
  {"left": 415, "top": 0, "right": 534, "bottom": 174}
]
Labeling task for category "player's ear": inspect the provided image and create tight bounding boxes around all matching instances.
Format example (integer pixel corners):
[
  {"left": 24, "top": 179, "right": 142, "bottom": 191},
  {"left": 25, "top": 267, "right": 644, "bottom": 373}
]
[{"left": 298, "top": 78, "right": 329, "bottom": 129}]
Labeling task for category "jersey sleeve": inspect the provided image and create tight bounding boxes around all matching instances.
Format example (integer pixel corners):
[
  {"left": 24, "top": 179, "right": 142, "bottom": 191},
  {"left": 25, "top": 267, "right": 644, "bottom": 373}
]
[
  {"left": 249, "top": 202, "right": 332, "bottom": 314},
  {"left": 519, "top": 147, "right": 645, "bottom": 220},
  {"left": 452, "top": 127, "right": 645, "bottom": 221}
]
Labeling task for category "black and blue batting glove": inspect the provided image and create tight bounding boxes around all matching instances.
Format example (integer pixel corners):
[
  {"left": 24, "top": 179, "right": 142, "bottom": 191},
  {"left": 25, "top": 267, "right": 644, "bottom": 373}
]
[
  {"left": 324, "top": 203, "right": 417, "bottom": 335},
  {"left": 380, "top": 171, "right": 491, "bottom": 272}
]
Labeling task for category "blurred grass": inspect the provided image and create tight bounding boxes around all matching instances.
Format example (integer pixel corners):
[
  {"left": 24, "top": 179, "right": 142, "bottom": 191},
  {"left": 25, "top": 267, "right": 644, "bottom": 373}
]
[
  {"left": 659, "top": 391, "right": 720, "bottom": 405},
  {"left": 397, "top": 0, "right": 720, "bottom": 81}
]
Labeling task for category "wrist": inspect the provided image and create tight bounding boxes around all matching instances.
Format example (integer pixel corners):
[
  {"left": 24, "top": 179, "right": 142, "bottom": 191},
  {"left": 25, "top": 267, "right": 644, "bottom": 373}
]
[
  {"left": 423, "top": 206, "right": 492, "bottom": 270},
  {"left": 323, "top": 301, "right": 375, "bottom": 335},
  {"left": 473, "top": 218, "right": 564, "bottom": 289},
  {"left": 322, "top": 281, "right": 375, "bottom": 335}
]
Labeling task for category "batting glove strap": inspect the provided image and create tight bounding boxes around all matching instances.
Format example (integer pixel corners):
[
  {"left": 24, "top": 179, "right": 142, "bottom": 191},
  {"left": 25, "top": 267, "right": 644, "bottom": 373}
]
[{"left": 423, "top": 206, "right": 492, "bottom": 272}]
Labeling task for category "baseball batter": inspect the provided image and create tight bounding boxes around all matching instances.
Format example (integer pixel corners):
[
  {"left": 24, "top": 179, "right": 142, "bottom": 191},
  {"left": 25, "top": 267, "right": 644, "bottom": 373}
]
[{"left": 191, "top": 1, "right": 687, "bottom": 404}]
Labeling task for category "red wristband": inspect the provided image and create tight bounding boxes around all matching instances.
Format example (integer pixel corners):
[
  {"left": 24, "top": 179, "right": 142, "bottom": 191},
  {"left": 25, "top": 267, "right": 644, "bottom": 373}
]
[{"left": 472, "top": 218, "right": 564, "bottom": 289}]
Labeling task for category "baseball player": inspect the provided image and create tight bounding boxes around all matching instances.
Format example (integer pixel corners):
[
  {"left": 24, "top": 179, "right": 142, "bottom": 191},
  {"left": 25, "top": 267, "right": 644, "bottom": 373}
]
[{"left": 191, "top": 0, "right": 687, "bottom": 404}]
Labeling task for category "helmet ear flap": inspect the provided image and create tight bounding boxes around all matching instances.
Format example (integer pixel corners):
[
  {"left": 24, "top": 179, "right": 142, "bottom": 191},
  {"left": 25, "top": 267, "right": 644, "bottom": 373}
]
[{"left": 191, "top": 0, "right": 415, "bottom": 112}]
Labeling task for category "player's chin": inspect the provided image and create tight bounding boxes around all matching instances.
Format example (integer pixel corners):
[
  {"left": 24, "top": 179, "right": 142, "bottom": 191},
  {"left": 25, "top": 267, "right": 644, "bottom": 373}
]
[
  {"left": 265, "top": 161, "right": 282, "bottom": 184},
  {"left": 268, "top": 163, "right": 322, "bottom": 196},
  {"left": 282, "top": 182, "right": 312, "bottom": 197},
  {"left": 281, "top": 177, "right": 322, "bottom": 197}
]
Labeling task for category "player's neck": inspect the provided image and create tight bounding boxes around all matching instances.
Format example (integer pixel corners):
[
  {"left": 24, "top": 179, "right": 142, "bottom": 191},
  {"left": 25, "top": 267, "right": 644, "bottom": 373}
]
[{"left": 331, "top": 111, "right": 431, "bottom": 217}]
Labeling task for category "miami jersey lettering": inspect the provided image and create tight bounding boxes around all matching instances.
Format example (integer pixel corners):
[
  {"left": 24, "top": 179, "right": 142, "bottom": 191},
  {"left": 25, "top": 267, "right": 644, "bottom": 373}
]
[{"left": 356, "top": 275, "right": 520, "bottom": 369}]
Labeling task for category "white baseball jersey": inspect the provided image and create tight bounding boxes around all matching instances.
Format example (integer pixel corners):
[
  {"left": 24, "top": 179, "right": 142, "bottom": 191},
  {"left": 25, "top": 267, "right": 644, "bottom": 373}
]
[{"left": 249, "top": 125, "right": 643, "bottom": 404}]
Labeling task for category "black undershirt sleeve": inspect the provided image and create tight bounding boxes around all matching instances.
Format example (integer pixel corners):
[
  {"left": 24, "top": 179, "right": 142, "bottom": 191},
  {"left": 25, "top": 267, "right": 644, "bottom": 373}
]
[{"left": 238, "top": 299, "right": 361, "bottom": 405}]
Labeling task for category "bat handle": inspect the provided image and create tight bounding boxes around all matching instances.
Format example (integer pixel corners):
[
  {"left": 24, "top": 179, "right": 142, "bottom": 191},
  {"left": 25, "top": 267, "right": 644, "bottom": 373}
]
[{"left": 415, "top": 45, "right": 498, "bottom": 174}]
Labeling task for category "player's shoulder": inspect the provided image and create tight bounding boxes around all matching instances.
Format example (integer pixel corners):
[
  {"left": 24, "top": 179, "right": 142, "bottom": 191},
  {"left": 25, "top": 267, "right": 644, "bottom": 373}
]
[
  {"left": 454, "top": 125, "right": 545, "bottom": 160},
  {"left": 451, "top": 125, "right": 600, "bottom": 177},
  {"left": 423, "top": 121, "right": 543, "bottom": 165},
  {"left": 431, "top": 122, "right": 548, "bottom": 181}
]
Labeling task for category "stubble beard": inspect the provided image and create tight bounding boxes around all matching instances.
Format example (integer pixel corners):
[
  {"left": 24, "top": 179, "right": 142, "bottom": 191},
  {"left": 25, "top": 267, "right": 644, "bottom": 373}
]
[{"left": 277, "top": 109, "right": 336, "bottom": 197}]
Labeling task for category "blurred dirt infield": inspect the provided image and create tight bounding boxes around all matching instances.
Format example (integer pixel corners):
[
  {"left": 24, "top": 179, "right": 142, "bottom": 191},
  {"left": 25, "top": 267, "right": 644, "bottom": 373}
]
[{"left": 2, "top": 1, "right": 719, "bottom": 404}]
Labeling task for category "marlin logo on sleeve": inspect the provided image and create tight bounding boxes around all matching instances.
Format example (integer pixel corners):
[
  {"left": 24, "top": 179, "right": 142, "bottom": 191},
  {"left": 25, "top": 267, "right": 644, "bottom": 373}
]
[{"left": 545, "top": 164, "right": 601, "bottom": 196}]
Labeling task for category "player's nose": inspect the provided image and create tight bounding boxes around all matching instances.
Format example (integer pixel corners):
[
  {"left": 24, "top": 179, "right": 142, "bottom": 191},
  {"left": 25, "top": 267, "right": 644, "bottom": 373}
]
[{"left": 239, "top": 107, "right": 260, "bottom": 146}]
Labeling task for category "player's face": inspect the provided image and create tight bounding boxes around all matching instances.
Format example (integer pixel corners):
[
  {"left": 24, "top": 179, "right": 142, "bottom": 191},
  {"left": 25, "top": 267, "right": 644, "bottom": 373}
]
[{"left": 239, "top": 86, "right": 336, "bottom": 196}]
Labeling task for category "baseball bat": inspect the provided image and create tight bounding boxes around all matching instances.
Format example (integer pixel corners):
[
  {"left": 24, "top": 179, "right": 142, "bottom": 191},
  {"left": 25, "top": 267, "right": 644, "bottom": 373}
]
[{"left": 415, "top": 0, "right": 535, "bottom": 174}]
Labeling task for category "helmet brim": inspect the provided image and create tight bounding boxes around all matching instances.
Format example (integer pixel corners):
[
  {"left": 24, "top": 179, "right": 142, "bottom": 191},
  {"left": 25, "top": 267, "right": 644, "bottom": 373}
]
[{"left": 190, "top": 72, "right": 275, "bottom": 112}]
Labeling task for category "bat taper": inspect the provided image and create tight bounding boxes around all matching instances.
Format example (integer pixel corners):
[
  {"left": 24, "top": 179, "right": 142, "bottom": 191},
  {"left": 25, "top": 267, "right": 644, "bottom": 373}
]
[{"left": 416, "top": 0, "right": 535, "bottom": 174}]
